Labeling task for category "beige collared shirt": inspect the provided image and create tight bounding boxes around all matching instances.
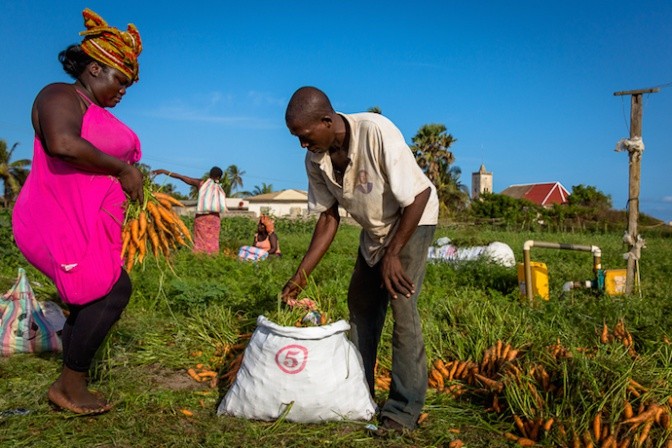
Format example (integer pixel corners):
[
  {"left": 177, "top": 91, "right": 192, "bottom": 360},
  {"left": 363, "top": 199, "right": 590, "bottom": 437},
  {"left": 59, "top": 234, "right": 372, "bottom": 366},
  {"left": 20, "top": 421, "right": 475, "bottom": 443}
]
[{"left": 306, "top": 112, "right": 439, "bottom": 266}]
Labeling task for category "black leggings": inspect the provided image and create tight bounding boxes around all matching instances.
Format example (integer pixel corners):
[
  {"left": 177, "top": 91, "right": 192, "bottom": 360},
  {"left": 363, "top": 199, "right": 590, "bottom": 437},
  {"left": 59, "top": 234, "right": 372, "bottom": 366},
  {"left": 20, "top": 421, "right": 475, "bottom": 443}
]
[{"left": 61, "top": 270, "right": 132, "bottom": 372}]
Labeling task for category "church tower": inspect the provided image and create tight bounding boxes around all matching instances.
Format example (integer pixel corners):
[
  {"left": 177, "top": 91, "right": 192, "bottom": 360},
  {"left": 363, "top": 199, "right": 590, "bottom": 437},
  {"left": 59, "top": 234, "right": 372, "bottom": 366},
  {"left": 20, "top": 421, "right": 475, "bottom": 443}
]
[{"left": 471, "top": 164, "right": 493, "bottom": 200}]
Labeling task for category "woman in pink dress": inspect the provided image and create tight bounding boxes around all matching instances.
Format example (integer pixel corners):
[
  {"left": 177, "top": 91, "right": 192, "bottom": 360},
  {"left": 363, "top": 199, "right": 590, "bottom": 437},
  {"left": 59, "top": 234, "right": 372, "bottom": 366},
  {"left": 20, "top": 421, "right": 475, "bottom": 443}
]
[{"left": 12, "top": 9, "right": 143, "bottom": 415}]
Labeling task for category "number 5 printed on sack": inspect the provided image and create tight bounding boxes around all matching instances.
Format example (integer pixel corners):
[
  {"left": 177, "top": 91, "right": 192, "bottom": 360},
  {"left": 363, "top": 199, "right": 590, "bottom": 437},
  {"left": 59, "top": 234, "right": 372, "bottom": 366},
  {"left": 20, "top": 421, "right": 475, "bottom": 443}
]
[{"left": 275, "top": 344, "right": 308, "bottom": 374}]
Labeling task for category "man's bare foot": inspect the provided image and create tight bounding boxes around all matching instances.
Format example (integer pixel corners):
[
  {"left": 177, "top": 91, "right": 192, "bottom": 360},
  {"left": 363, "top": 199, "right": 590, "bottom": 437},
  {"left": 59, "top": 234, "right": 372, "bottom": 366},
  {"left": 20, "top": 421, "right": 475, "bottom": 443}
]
[{"left": 47, "top": 368, "right": 111, "bottom": 415}]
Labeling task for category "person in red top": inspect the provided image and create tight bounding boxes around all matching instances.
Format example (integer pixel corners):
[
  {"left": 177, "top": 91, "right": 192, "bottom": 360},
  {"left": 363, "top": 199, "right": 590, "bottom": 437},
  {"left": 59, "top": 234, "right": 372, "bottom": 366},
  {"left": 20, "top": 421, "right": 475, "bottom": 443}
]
[{"left": 253, "top": 215, "right": 281, "bottom": 256}]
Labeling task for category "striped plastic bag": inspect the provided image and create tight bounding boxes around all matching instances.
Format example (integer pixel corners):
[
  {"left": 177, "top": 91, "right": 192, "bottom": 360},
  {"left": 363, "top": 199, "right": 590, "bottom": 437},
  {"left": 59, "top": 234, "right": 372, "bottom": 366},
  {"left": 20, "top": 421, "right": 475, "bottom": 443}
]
[{"left": 0, "top": 268, "right": 62, "bottom": 356}]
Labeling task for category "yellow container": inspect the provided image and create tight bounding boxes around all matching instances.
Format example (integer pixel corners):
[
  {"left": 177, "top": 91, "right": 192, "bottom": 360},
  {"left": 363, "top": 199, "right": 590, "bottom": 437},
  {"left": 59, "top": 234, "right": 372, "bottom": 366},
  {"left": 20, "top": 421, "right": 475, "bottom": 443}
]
[
  {"left": 604, "top": 269, "right": 627, "bottom": 296},
  {"left": 517, "top": 262, "right": 549, "bottom": 300}
]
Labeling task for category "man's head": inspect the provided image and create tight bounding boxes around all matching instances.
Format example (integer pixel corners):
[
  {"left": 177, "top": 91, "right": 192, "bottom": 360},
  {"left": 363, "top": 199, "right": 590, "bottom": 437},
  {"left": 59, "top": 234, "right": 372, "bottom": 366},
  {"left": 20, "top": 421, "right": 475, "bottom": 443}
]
[{"left": 285, "top": 86, "right": 337, "bottom": 154}]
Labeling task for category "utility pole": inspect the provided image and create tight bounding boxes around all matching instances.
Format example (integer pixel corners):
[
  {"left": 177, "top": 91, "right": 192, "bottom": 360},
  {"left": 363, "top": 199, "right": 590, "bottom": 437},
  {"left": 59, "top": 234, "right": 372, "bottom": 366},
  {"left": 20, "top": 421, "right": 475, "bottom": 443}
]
[{"left": 613, "top": 87, "right": 659, "bottom": 294}]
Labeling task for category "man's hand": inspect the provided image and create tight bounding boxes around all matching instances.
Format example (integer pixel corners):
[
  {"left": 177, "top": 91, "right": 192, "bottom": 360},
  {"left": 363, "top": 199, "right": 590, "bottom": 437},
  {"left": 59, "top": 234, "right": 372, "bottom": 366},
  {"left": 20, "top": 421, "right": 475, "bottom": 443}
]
[
  {"left": 380, "top": 252, "right": 415, "bottom": 299},
  {"left": 280, "top": 277, "right": 316, "bottom": 310}
]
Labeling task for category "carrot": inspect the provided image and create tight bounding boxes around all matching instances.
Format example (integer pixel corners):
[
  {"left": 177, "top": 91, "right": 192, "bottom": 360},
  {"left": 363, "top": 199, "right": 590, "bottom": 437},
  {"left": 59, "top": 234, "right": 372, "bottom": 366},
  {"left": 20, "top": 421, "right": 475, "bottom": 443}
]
[
  {"left": 454, "top": 360, "right": 468, "bottom": 379},
  {"left": 125, "top": 242, "right": 136, "bottom": 272},
  {"left": 187, "top": 368, "right": 202, "bottom": 382},
  {"left": 517, "top": 438, "right": 536, "bottom": 447},
  {"left": 417, "top": 412, "right": 429, "bottom": 425},
  {"left": 430, "top": 369, "right": 444, "bottom": 389},
  {"left": 492, "top": 394, "right": 501, "bottom": 413},
  {"left": 474, "top": 373, "right": 503, "bottom": 392},
  {"left": 130, "top": 218, "right": 141, "bottom": 246},
  {"left": 197, "top": 370, "right": 217, "bottom": 379},
  {"left": 180, "top": 409, "right": 193, "bottom": 417},
  {"left": 147, "top": 223, "right": 160, "bottom": 257},
  {"left": 506, "top": 348, "right": 520, "bottom": 361},
  {"left": 617, "top": 436, "right": 631, "bottom": 448},
  {"left": 496, "top": 339, "right": 503, "bottom": 359},
  {"left": 480, "top": 348, "right": 492, "bottom": 372},
  {"left": 504, "top": 432, "right": 520, "bottom": 441},
  {"left": 121, "top": 229, "right": 131, "bottom": 259},
  {"left": 434, "top": 359, "right": 450, "bottom": 378},
  {"left": 146, "top": 202, "right": 171, "bottom": 233},
  {"left": 138, "top": 211, "right": 147, "bottom": 238},
  {"left": 156, "top": 203, "right": 179, "bottom": 225},
  {"left": 501, "top": 343, "right": 511, "bottom": 363},
  {"left": 593, "top": 412, "right": 602, "bottom": 441},
  {"left": 601, "top": 435, "right": 616, "bottom": 448},
  {"left": 601, "top": 322, "right": 610, "bottom": 344},
  {"left": 661, "top": 410, "right": 670, "bottom": 429},
  {"left": 137, "top": 237, "right": 146, "bottom": 263},
  {"left": 513, "top": 414, "right": 528, "bottom": 438},
  {"left": 542, "top": 418, "right": 554, "bottom": 432},
  {"left": 528, "top": 418, "right": 540, "bottom": 441},
  {"left": 628, "top": 379, "right": 647, "bottom": 392},
  {"left": 173, "top": 218, "right": 193, "bottom": 242},
  {"left": 448, "top": 359, "right": 459, "bottom": 380},
  {"left": 626, "top": 386, "right": 641, "bottom": 398},
  {"left": 621, "top": 407, "right": 658, "bottom": 425},
  {"left": 152, "top": 191, "right": 185, "bottom": 207},
  {"left": 448, "top": 441, "right": 464, "bottom": 448},
  {"left": 582, "top": 430, "right": 595, "bottom": 448},
  {"left": 637, "top": 420, "right": 653, "bottom": 445},
  {"left": 624, "top": 400, "right": 634, "bottom": 419}
]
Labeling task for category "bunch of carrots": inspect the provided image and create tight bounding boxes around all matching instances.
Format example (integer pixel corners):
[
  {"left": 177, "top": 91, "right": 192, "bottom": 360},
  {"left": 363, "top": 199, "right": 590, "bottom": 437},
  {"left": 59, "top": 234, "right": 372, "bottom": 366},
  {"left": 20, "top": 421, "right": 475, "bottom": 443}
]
[{"left": 122, "top": 185, "right": 192, "bottom": 272}]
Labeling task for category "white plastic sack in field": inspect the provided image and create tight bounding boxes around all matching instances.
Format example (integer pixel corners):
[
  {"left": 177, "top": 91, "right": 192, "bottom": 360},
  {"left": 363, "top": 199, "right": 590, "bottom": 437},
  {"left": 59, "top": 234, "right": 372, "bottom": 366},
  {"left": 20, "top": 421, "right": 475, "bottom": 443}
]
[
  {"left": 217, "top": 315, "right": 376, "bottom": 423},
  {"left": 482, "top": 242, "right": 516, "bottom": 267},
  {"left": 427, "top": 240, "right": 515, "bottom": 267}
]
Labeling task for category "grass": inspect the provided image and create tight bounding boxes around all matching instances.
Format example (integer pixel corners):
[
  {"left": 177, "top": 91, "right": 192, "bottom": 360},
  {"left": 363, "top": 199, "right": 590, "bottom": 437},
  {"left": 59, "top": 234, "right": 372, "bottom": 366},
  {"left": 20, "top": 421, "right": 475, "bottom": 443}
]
[{"left": 1, "top": 215, "right": 672, "bottom": 447}]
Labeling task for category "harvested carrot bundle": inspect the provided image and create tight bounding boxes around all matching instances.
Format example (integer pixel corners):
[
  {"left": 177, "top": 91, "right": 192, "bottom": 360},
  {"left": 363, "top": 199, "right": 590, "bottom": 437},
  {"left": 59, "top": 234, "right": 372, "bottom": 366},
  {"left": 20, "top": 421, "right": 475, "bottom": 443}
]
[{"left": 122, "top": 181, "right": 191, "bottom": 271}]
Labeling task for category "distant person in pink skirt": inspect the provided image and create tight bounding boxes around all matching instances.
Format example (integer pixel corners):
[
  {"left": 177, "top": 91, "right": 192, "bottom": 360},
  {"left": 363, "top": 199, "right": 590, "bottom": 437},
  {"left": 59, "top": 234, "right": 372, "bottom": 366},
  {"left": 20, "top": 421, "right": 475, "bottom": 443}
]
[
  {"left": 152, "top": 167, "right": 228, "bottom": 254},
  {"left": 12, "top": 9, "right": 143, "bottom": 414}
]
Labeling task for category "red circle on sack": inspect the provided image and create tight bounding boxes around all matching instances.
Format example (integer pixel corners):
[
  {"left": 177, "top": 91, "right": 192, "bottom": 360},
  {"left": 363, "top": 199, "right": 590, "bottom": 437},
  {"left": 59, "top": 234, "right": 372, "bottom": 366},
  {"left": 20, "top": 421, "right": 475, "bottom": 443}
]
[{"left": 275, "top": 344, "right": 308, "bottom": 374}]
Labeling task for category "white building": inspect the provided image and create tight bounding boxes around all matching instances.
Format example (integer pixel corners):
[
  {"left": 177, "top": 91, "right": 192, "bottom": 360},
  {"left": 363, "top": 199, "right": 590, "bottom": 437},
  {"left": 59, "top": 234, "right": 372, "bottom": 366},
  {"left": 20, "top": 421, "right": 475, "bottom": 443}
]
[{"left": 246, "top": 189, "right": 309, "bottom": 218}]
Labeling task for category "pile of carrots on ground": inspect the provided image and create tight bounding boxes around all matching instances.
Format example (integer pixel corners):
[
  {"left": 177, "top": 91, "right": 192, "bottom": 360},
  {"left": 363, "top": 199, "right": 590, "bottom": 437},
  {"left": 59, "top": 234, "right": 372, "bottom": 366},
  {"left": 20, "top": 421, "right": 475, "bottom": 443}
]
[
  {"left": 122, "top": 188, "right": 192, "bottom": 272},
  {"left": 373, "top": 319, "right": 672, "bottom": 446}
]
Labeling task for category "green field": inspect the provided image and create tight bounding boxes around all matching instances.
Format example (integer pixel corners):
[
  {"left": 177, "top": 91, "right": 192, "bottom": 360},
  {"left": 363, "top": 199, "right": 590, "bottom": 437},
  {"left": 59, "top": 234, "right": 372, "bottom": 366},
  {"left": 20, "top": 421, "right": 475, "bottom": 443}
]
[{"left": 1, "top": 212, "right": 671, "bottom": 447}]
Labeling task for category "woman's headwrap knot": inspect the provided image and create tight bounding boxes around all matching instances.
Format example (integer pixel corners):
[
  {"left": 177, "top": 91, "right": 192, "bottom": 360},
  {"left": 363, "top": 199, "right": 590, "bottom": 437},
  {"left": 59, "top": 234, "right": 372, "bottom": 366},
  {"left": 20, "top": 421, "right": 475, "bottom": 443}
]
[
  {"left": 79, "top": 8, "right": 142, "bottom": 82},
  {"left": 259, "top": 215, "right": 275, "bottom": 233}
]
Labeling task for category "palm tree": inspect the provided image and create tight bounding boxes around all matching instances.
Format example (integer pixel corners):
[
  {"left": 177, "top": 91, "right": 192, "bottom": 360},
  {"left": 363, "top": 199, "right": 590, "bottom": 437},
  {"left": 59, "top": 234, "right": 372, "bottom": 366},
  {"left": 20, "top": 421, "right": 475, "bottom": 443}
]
[
  {"left": 410, "top": 123, "right": 456, "bottom": 187},
  {"left": 437, "top": 165, "right": 470, "bottom": 215},
  {"left": 252, "top": 183, "right": 274, "bottom": 196},
  {"left": 0, "top": 140, "right": 31, "bottom": 207},
  {"left": 225, "top": 165, "right": 245, "bottom": 194}
]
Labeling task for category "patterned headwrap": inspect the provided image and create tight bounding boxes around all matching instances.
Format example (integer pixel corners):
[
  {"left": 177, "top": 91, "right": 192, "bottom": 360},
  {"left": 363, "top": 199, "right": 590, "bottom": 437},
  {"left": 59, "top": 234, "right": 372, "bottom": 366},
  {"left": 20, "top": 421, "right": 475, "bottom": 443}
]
[
  {"left": 79, "top": 8, "right": 142, "bottom": 82},
  {"left": 259, "top": 215, "right": 275, "bottom": 233}
]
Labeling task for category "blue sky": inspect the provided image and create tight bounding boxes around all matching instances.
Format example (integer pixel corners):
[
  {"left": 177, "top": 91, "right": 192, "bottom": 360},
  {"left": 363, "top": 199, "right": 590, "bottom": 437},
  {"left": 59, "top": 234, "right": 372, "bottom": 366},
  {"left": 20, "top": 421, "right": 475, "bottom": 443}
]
[{"left": 2, "top": 1, "right": 671, "bottom": 222}]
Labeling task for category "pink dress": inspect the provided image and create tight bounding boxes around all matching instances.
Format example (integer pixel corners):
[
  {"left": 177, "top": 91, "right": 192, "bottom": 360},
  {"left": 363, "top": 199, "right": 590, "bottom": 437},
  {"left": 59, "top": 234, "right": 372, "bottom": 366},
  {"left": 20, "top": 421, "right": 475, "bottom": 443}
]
[{"left": 12, "top": 89, "right": 141, "bottom": 305}]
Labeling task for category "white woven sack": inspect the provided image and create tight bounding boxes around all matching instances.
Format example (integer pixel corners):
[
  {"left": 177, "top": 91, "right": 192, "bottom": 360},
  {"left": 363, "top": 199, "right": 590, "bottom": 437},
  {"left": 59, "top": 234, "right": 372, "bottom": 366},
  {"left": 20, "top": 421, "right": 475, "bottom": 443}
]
[{"left": 217, "top": 315, "right": 376, "bottom": 423}]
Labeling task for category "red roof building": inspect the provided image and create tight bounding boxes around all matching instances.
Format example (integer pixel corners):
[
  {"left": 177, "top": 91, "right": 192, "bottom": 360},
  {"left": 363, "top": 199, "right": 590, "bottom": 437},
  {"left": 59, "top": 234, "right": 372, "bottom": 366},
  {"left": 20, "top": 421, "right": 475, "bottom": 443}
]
[{"left": 500, "top": 182, "right": 570, "bottom": 207}]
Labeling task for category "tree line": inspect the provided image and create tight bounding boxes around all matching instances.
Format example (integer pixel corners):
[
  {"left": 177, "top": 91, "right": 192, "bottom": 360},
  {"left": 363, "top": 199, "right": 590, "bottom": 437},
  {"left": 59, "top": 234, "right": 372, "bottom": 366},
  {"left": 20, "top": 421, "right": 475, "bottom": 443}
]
[{"left": 2, "top": 133, "right": 648, "bottom": 234}]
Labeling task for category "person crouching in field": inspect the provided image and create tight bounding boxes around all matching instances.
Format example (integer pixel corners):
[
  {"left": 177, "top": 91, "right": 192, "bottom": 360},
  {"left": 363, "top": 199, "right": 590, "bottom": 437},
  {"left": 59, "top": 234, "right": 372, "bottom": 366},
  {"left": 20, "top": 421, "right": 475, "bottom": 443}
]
[
  {"left": 12, "top": 9, "right": 143, "bottom": 415},
  {"left": 280, "top": 86, "right": 439, "bottom": 435},
  {"left": 254, "top": 215, "right": 281, "bottom": 257},
  {"left": 152, "top": 167, "right": 227, "bottom": 254}
]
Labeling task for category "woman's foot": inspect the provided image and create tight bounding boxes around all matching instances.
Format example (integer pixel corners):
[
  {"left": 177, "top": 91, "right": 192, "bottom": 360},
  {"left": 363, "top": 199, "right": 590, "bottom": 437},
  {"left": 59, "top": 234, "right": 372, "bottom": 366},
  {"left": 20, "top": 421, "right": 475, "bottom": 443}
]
[{"left": 47, "top": 368, "right": 111, "bottom": 415}]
